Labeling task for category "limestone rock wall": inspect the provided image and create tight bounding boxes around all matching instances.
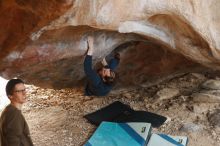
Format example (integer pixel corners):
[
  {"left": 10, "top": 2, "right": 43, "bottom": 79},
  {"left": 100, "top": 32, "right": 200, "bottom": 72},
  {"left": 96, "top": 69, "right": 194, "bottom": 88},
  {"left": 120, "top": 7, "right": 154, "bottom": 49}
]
[{"left": 0, "top": 0, "right": 219, "bottom": 88}]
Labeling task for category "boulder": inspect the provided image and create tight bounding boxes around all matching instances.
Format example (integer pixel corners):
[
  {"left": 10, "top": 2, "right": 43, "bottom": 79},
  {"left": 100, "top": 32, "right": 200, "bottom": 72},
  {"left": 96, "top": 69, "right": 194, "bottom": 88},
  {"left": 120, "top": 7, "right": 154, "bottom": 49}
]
[
  {"left": 192, "top": 90, "right": 220, "bottom": 103},
  {"left": 155, "top": 88, "right": 180, "bottom": 100},
  {"left": 202, "top": 79, "right": 220, "bottom": 90},
  {"left": 0, "top": 0, "right": 220, "bottom": 89}
]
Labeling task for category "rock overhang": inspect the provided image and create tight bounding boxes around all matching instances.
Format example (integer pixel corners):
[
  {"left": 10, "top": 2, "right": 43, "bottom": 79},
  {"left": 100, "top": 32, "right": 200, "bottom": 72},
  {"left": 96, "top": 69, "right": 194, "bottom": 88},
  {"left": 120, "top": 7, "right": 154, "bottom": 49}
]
[{"left": 0, "top": 0, "right": 219, "bottom": 88}]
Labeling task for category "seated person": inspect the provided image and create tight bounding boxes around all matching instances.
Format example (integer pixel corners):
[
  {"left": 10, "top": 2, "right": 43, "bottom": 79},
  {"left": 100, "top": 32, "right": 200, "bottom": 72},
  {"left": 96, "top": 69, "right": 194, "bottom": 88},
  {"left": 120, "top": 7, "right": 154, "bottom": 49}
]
[{"left": 84, "top": 36, "right": 120, "bottom": 96}]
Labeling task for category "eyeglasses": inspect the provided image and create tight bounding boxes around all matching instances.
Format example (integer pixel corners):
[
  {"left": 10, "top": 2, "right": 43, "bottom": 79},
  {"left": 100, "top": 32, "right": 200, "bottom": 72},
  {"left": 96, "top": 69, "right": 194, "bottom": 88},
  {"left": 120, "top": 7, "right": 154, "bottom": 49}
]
[{"left": 14, "top": 89, "right": 26, "bottom": 93}]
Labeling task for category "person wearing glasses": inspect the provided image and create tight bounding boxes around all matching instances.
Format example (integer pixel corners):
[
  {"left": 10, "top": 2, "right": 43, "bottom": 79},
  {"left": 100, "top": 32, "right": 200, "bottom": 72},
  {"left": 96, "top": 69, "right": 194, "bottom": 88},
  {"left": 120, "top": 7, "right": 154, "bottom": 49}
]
[
  {"left": 0, "top": 79, "right": 34, "bottom": 146},
  {"left": 84, "top": 36, "right": 120, "bottom": 96}
]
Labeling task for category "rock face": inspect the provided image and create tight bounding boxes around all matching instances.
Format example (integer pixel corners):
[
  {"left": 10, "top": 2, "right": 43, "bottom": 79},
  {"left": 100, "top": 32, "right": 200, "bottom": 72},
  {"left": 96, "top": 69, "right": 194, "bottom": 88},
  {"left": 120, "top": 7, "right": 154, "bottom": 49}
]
[{"left": 0, "top": 0, "right": 220, "bottom": 88}]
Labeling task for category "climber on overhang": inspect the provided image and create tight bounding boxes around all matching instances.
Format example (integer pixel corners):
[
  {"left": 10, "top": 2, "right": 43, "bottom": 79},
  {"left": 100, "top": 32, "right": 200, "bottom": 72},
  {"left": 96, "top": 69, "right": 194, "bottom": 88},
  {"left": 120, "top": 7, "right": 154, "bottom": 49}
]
[{"left": 83, "top": 36, "right": 120, "bottom": 96}]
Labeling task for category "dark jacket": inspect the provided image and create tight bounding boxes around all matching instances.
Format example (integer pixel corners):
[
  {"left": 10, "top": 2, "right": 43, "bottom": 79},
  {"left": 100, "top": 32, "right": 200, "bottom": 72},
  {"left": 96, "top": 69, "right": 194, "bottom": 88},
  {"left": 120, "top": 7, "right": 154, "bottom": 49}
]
[
  {"left": 84, "top": 55, "right": 119, "bottom": 96},
  {"left": 0, "top": 104, "right": 34, "bottom": 146}
]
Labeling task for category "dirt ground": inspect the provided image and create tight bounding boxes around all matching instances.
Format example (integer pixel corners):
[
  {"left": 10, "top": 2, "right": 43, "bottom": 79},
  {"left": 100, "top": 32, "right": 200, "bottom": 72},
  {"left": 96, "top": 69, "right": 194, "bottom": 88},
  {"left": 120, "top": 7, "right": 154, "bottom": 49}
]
[{"left": 20, "top": 73, "right": 220, "bottom": 146}]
